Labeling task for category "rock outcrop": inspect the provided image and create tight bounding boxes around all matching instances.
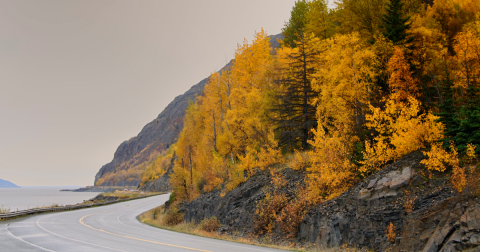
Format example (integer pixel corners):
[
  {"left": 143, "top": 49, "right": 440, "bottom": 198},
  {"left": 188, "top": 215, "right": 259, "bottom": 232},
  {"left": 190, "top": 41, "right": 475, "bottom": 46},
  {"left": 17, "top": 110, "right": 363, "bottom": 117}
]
[
  {"left": 178, "top": 151, "right": 480, "bottom": 251},
  {"left": 180, "top": 168, "right": 305, "bottom": 234},
  {"left": 94, "top": 34, "right": 284, "bottom": 187},
  {"left": 88, "top": 194, "right": 119, "bottom": 202}
]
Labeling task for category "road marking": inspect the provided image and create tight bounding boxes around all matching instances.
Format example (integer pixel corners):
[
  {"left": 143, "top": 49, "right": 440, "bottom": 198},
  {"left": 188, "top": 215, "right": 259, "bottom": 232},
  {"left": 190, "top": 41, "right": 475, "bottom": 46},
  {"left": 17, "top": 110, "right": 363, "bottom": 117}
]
[
  {"left": 80, "top": 214, "right": 212, "bottom": 252},
  {"left": 115, "top": 199, "right": 279, "bottom": 252},
  {"left": 79, "top": 199, "right": 213, "bottom": 252},
  {"left": 36, "top": 214, "right": 128, "bottom": 252},
  {"left": 6, "top": 222, "right": 56, "bottom": 252}
]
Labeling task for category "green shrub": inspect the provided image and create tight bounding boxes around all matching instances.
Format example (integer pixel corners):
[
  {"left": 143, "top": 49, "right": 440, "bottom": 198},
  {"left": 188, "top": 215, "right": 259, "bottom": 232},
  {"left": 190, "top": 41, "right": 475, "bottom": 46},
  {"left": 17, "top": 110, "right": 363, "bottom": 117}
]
[{"left": 168, "top": 192, "right": 176, "bottom": 205}]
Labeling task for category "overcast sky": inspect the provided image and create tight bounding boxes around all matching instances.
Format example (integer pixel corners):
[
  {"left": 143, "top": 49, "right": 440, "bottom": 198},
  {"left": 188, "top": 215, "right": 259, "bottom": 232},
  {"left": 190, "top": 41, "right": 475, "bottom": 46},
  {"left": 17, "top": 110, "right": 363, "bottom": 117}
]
[{"left": 0, "top": 0, "right": 309, "bottom": 186}]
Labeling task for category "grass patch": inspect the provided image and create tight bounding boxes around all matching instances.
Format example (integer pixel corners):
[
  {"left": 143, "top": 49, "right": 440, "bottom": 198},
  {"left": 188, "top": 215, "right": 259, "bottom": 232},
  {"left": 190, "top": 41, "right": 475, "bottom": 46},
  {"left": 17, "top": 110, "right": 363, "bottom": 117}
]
[
  {"left": 102, "top": 190, "right": 159, "bottom": 199},
  {"left": 31, "top": 204, "right": 64, "bottom": 209},
  {"left": 0, "top": 205, "right": 10, "bottom": 214}
]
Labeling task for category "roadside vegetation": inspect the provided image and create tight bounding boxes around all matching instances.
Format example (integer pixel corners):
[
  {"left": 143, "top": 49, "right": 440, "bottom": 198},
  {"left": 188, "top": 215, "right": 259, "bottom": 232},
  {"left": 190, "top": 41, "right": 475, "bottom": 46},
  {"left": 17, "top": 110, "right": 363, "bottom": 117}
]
[
  {"left": 0, "top": 205, "right": 10, "bottom": 214},
  {"left": 139, "top": 204, "right": 362, "bottom": 252},
  {"left": 101, "top": 190, "right": 159, "bottom": 200}
]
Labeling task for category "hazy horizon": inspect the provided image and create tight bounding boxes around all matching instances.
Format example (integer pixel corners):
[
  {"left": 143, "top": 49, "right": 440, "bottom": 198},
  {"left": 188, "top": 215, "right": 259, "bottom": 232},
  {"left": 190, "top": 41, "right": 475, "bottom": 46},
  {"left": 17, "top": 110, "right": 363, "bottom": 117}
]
[{"left": 0, "top": 0, "right": 306, "bottom": 186}]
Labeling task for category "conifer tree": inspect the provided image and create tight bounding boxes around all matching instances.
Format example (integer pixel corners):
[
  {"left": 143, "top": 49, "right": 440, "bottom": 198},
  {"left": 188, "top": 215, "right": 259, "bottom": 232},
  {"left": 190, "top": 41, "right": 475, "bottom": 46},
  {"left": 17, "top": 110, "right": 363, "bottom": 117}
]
[
  {"left": 436, "top": 71, "right": 459, "bottom": 148},
  {"left": 453, "top": 86, "right": 480, "bottom": 154},
  {"left": 282, "top": 0, "right": 309, "bottom": 48},
  {"left": 380, "top": 0, "right": 414, "bottom": 45},
  {"left": 272, "top": 34, "right": 319, "bottom": 150}
]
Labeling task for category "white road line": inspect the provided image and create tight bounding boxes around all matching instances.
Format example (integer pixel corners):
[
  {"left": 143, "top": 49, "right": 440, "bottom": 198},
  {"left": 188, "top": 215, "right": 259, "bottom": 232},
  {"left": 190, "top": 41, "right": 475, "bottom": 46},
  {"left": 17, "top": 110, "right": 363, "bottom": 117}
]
[
  {"left": 77, "top": 198, "right": 213, "bottom": 252},
  {"left": 36, "top": 212, "right": 128, "bottom": 252},
  {"left": 116, "top": 198, "right": 280, "bottom": 252},
  {"left": 6, "top": 223, "right": 56, "bottom": 252}
]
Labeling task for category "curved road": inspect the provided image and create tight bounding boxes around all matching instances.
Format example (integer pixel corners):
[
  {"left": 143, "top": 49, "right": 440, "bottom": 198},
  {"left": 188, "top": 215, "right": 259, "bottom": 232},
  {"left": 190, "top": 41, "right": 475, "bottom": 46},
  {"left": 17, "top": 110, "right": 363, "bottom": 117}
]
[{"left": 0, "top": 194, "right": 285, "bottom": 252}]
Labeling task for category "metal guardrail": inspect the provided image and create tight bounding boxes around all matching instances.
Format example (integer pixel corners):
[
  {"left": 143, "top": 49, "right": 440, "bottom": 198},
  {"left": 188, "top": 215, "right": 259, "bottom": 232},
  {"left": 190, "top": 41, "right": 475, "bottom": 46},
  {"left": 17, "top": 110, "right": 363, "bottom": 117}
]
[{"left": 0, "top": 193, "right": 165, "bottom": 221}]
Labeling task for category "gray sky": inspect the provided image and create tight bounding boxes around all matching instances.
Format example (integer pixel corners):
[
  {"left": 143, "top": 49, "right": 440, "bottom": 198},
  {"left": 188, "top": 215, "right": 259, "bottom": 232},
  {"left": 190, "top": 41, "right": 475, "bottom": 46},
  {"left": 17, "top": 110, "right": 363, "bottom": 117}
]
[{"left": 0, "top": 0, "right": 301, "bottom": 186}]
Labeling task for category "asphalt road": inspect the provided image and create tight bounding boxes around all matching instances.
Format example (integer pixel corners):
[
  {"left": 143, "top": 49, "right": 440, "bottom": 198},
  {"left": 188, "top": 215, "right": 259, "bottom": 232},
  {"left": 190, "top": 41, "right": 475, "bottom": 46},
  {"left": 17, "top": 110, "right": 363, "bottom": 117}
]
[{"left": 0, "top": 194, "right": 286, "bottom": 252}]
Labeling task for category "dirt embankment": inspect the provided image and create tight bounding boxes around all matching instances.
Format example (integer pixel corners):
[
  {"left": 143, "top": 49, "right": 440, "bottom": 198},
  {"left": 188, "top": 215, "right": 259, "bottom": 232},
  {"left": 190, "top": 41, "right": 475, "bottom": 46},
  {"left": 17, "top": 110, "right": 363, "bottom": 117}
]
[{"left": 178, "top": 151, "right": 480, "bottom": 251}]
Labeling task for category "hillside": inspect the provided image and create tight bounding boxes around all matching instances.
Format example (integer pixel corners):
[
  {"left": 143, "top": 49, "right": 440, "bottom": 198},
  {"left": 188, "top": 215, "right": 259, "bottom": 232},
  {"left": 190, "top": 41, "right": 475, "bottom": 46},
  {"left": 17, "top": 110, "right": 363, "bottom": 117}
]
[
  {"left": 178, "top": 152, "right": 480, "bottom": 251},
  {"left": 94, "top": 34, "right": 284, "bottom": 187},
  {"left": 0, "top": 179, "right": 20, "bottom": 188}
]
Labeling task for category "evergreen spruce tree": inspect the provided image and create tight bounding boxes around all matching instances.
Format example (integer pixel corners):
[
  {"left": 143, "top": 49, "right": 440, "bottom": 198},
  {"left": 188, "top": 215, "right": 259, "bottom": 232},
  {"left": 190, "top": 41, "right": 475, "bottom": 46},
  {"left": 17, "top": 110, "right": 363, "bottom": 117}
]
[
  {"left": 436, "top": 71, "right": 459, "bottom": 148},
  {"left": 380, "top": 0, "right": 414, "bottom": 45},
  {"left": 271, "top": 34, "right": 319, "bottom": 150},
  {"left": 453, "top": 86, "right": 480, "bottom": 154},
  {"left": 282, "top": 0, "right": 309, "bottom": 48}
]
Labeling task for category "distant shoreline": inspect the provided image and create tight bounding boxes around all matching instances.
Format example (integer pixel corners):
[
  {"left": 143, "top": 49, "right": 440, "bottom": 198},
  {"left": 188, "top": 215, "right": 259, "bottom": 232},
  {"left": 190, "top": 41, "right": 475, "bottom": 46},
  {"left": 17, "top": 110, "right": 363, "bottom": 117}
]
[{"left": 60, "top": 186, "right": 137, "bottom": 193}]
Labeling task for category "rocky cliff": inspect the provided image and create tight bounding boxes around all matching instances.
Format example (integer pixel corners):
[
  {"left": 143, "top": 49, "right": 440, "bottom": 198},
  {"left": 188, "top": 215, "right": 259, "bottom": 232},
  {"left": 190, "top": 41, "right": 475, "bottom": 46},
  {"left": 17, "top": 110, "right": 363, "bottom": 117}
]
[
  {"left": 94, "top": 34, "right": 284, "bottom": 187},
  {"left": 178, "top": 151, "right": 480, "bottom": 252}
]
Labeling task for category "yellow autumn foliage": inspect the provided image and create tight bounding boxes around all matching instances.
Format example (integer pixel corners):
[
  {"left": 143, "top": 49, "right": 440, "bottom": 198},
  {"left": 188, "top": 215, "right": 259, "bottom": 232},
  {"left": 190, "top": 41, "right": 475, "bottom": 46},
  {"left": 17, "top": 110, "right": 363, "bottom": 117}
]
[
  {"left": 163, "top": 0, "right": 480, "bottom": 211},
  {"left": 362, "top": 96, "right": 444, "bottom": 173},
  {"left": 388, "top": 47, "right": 421, "bottom": 102},
  {"left": 139, "top": 144, "right": 177, "bottom": 187},
  {"left": 452, "top": 21, "right": 480, "bottom": 90},
  {"left": 306, "top": 125, "right": 357, "bottom": 201},
  {"left": 422, "top": 142, "right": 467, "bottom": 192},
  {"left": 312, "top": 32, "right": 378, "bottom": 132},
  {"left": 171, "top": 30, "right": 285, "bottom": 201}
]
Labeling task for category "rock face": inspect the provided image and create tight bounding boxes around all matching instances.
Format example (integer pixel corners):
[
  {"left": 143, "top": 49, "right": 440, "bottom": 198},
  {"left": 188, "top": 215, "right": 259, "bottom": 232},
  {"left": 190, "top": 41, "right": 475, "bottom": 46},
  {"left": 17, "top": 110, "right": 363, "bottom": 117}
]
[
  {"left": 88, "top": 194, "right": 118, "bottom": 202},
  {"left": 180, "top": 168, "right": 305, "bottom": 233},
  {"left": 138, "top": 155, "right": 176, "bottom": 192},
  {"left": 178, "top": 151, "right": 480, "bottom": 251},
  {"left": 94, "top": 34, "right": 284, "bottom": 187}
]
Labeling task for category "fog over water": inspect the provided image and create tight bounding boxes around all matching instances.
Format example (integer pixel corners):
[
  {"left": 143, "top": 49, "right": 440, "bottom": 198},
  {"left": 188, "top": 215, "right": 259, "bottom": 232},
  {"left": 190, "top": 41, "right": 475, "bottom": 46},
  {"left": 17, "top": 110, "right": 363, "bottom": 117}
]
[{"left": 0, "top": 188, "right": 99, "bottom": 211}]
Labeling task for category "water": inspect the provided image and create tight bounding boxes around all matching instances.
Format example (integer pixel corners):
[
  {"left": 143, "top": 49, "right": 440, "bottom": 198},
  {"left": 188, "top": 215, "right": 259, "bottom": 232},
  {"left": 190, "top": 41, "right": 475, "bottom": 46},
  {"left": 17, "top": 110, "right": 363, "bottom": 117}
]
[{"left": 0, "top": 188, "right": 100, "bottom": 212}]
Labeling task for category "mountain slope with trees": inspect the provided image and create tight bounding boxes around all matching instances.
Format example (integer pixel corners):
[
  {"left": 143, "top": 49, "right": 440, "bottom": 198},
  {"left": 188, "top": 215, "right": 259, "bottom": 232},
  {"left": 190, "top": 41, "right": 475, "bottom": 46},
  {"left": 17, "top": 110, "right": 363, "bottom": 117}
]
[{"left": 94, "top": 34, "right": 284, "bottom": 187}]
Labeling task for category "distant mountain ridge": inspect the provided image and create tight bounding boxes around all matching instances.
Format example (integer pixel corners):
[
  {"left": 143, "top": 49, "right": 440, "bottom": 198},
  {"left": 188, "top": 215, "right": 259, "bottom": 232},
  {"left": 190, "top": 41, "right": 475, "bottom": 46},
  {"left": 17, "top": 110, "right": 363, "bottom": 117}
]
[
  {"left": 0, "top": 179, "right": 20, "bottom": 188},
  {"left": 94, "top": 34, "right": 284, "bottom": 187}
]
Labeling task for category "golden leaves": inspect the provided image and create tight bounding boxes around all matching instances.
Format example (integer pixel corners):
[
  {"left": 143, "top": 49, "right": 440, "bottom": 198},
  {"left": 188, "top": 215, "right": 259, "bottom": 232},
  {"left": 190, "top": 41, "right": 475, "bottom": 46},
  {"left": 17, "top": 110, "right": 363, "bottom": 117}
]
[
  {"left": 421, "top": 142, "right": 453, "bottom": 173},
  {"left": 171, "top": 29, "right": 285, "bottom": 201},
  {"left": 312, "top": 32, "right": 378, "bottom": 132},
  {"left": 388, "top": 47, "right": 421, "bottom": 102},
  {"left": 362, "top": 96, "right": 444, "bottom": 173},
  {"left": 452, "top": 21, "right": 480, "bottom": 89}
]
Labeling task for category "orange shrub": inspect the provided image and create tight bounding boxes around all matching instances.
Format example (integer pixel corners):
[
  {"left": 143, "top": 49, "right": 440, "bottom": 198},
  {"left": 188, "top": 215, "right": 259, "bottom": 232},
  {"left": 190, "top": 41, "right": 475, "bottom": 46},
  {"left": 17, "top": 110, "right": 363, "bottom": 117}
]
[
  {"left": 253, "top": 192, "right": 287, "bottom": 234},
  {"left": 386, "top": 222, "right": 396, "bottom": 243},
  {"left": 276, "top": 189, "right": 313, "bottom": 238}
]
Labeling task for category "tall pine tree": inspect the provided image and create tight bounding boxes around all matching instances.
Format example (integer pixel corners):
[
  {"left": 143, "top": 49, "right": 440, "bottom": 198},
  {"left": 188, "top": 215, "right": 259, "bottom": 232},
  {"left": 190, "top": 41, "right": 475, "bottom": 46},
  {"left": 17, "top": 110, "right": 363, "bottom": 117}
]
[
  {"left": 436, "top": 70, "right": 459, "bottom": 148},
  {"left": 282, "top": 0, "right": 309, "bottom": 48},
  {"left": 271, "top": 34, "right": 319, "bottom": 150},
  {"left": 453, "top": 86, "right": 480, "bottom": 154},
  {"left": 380, "top": 0, "right": 414, "bottom": 45}
]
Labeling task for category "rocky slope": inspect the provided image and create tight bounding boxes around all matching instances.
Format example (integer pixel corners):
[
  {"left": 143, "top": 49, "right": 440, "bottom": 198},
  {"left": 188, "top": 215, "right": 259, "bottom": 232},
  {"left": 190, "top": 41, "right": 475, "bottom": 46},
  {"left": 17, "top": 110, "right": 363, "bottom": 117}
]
[
  {"left": 94, "top": 34, "right": 284, "bottom": 187},
  {"left": 180, "top": 167, "right": 306, "bottom": 233},
  {"left": 178, "top": 151, "right": 480, "bottom": 251}
]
